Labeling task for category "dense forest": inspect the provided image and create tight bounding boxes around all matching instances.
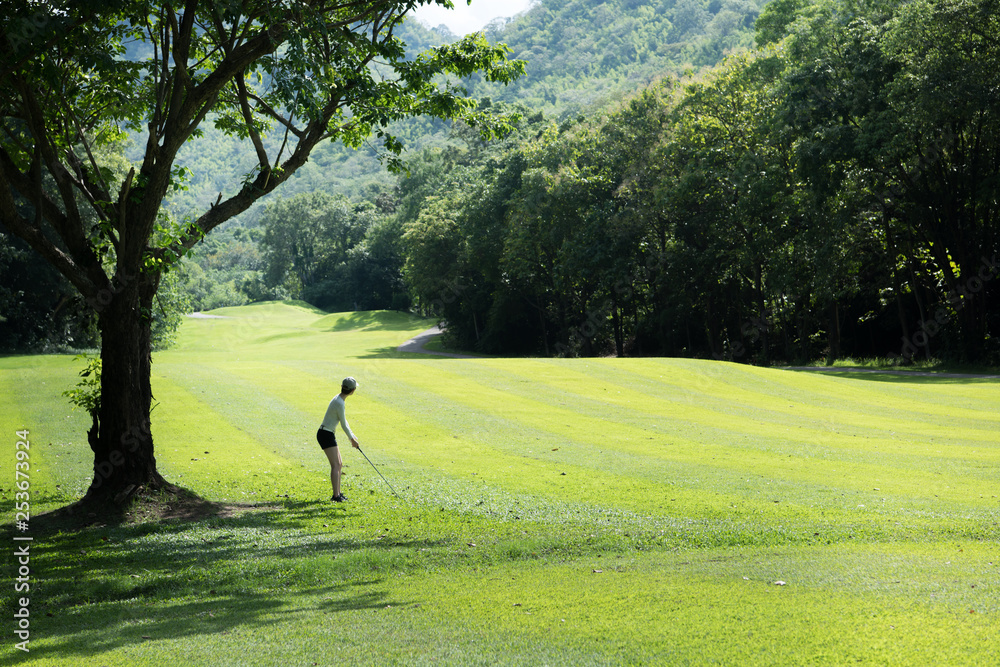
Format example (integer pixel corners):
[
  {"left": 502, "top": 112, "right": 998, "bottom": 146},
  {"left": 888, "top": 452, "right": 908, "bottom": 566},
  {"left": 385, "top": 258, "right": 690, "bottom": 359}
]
[
  {"left": 401, "top": 0, "right": 999, "bottom": 363},
  {"left": 3, "top": 0, "right": 998, "bottom": 365}
]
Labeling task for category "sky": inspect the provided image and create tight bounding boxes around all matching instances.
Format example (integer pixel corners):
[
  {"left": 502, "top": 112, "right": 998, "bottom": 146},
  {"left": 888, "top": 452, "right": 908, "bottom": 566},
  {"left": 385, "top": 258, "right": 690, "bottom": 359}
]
[{"left": 410, "top": 0, "right": 537, "bottom": 36}]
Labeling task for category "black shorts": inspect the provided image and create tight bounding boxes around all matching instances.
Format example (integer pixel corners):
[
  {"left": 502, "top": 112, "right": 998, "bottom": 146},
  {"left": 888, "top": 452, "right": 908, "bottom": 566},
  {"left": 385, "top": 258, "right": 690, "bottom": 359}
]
[{"left": 317, "top": 427, "right": 337, "bottom": 450}]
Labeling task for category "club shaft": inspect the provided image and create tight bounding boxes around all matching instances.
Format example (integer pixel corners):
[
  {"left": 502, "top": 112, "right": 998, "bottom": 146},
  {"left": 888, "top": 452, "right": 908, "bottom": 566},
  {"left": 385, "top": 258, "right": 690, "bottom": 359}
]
[{"left": 358, "top": 447, "right": 401, "bottom": 498}]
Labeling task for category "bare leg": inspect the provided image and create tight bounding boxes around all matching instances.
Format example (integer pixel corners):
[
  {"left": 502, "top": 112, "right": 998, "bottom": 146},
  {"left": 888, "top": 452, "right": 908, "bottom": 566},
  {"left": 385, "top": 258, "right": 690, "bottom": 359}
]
[{"left": 323, "top": 446, "right": 343, "bottom": 497}]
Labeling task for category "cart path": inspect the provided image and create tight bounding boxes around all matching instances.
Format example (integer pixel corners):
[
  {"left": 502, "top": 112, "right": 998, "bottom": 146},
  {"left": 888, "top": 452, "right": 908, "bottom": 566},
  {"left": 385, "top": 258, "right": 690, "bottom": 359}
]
[
  {"left": 397, "top": 325, "right": 479, "bottom": 358},
  {"left": 186, "top": 312, "right": 231, "bottom": 319}
]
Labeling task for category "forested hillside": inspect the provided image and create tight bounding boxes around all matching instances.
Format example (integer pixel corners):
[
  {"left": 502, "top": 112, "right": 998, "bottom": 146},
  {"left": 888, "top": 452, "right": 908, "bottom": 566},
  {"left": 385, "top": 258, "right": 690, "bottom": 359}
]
[
  {"left": 155, "top": 0, "right": 767, "bottom": 221},
  {"left": 475, "top": 0, "right": 764, "bottom": 113}
]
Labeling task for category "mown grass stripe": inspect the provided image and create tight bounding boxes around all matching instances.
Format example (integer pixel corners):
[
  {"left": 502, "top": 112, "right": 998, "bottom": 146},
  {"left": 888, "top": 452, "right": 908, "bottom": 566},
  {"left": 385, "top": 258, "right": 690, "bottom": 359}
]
[
  {"left": 429, "top": 359, "right": 1000, "bottom": 481},
  {"left": 360, "top": 360, "right": 999, "bottom": 505},
  {"left": 408, "top": 543, "right": 1000, "bottom": 665},
  {"left": 554, "top": 358, "right": 1000, "bottom": 441},
  {"left": 0, "top": 356, "right": 93, "bottom": 503},
  {"left": 153, "top": 361, "right": 329, "bottom": 472},
  {"left": 259, "top": 359, "right": 998, "bottom": 545},
  {"left": 710, "top": 362, "right": 1000, "bottom": 425},
  {"left": 163, "top": 302, "right": 435, "bottom": 362},
  {"left": 150, "top": 373, "right": 319, "bottom": 502},
  {"left": 591, "top": 356, "right": 1000, "bottom": 433},
  {"left": 430, "top": 357, "right": 999, "bottom": 459},
  {"left": 261, "top": 360, "right": 818, "bottom": 528}
]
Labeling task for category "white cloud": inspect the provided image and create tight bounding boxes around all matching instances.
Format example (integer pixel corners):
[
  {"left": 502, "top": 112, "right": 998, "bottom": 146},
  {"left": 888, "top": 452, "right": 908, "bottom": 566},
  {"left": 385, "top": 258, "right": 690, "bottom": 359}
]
[{"left": 410, "top": 0, "right": 536, "bottom": 36}]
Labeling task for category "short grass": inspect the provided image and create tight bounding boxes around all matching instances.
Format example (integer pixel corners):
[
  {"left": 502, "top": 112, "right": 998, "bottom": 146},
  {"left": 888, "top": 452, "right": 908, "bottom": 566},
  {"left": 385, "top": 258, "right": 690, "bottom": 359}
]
[{"left": 2, "top": 302, "right": 998, "bottom": 665}]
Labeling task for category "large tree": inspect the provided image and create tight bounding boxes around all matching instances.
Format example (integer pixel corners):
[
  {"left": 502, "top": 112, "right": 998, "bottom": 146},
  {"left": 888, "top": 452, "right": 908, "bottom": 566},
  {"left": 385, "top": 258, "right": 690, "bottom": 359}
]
[{"left": 0, "top": 0, "right": 522, "bottom": 504}]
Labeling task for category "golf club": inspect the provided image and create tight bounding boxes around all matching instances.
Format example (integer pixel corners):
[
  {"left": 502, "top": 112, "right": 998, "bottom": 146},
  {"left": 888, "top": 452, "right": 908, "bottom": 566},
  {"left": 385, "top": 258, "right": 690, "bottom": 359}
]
[{"left": 357, "top": 446, "right": 402, "bottom": 499}]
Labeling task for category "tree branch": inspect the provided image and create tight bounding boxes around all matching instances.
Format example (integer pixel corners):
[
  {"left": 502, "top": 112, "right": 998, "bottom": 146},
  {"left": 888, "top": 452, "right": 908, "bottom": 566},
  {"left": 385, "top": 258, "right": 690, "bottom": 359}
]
[
  {"left": 61, "top": 95, "right": 113, "bottom": 206},
  {"left": 0, "top": 146, "right": 68, "bottom": 231},
  {"left": 245, "top": 92, "right": 305, "bottom": 139},
  {"left": 10, "top": 80, "right": 106, "bottom": 270},
  {"left": 235, "top": 75, "right": 271, "bottom": 171},
  {"left": 0, "top": 165, "right": 98, "bottom": 298}
]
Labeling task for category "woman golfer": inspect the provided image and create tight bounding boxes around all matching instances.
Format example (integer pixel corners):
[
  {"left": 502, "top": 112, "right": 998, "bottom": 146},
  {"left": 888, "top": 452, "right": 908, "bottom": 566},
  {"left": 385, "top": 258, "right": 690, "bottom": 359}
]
[{"left": 317, "top": 377, "right": 360, "bottom": 502}]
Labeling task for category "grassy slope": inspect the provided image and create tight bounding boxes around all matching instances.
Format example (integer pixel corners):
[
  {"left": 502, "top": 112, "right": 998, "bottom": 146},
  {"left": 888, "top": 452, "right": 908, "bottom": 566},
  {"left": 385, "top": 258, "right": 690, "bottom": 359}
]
[{"left": 2, "top": 302, "right": 998, "bottom": 665}]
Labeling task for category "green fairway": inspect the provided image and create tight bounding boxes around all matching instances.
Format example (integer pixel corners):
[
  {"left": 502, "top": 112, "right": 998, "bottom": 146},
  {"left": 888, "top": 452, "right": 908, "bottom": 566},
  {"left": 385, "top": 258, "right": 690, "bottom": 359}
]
[{"left": 3, "top": 302, "right": 998, "bottom": 665}]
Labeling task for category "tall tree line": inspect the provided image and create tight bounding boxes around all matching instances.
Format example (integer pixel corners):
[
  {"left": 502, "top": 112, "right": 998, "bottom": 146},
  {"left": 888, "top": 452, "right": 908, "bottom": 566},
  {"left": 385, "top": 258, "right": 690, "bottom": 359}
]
[{"left": 400, "top": 0, "right": 1000, "bottom": 364}]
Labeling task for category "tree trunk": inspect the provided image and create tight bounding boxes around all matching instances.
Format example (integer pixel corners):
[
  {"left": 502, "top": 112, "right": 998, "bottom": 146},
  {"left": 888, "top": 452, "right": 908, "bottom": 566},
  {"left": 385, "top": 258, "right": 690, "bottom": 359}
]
[
  {"left": 754, "top": 264, "right": 769, "bottom": 365},
  {"left": 826, "top": 300, "right": 841, "bottom": 365},
  {"left": 86, "top": 272, "right": 169, "bottom": 502},
  {"left": 612, "top": 290, "right": 624, "bottom": 357}
]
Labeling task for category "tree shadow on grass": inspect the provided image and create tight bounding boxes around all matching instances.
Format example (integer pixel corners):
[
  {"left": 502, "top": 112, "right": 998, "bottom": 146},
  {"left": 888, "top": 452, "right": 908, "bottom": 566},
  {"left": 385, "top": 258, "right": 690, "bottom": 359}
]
[
  {"left": 357, "top": 345, "right": 481, "bottom": 359},
  {"left": 4, "top": 496, "right": 438, "bottom": 664},
  {"left": 234, "top": 299, "right": 329, "bottom": 315},
  {"left": 783, "top": 367, "right": 1000, "bottom": 385},
  {"left": 15, "top": 583, "right": 413, "bottom": 666},
  {"left": 313, "top": 310, "right": 431, "bottom": 333},
  {"left": 357, "top": 345, "right": 423, "bottom": 358}
]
